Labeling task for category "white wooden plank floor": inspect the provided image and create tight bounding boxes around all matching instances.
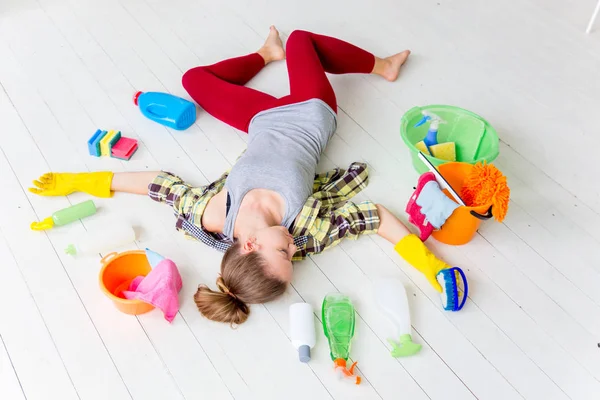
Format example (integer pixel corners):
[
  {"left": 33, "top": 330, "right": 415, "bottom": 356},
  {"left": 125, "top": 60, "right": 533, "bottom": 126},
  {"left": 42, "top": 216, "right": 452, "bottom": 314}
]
[{"left": 0, "top": 0, "right": 599, "bottom": 399}]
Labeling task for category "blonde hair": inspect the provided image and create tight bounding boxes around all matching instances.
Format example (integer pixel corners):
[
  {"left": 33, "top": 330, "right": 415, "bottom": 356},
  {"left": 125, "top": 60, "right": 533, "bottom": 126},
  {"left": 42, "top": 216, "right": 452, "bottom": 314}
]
[{"left": 194, "top": 242, "right": 286, "bottom": 325}]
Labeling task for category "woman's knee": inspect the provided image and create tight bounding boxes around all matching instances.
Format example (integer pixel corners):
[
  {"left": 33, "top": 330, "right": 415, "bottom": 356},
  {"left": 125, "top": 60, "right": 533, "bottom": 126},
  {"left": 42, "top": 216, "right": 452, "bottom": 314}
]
[
  {"left": 181, "top": 66, "right": 209, "bottom": 92},
  {"left": 286, "top": 30, "right": 311, "bottom": 49}
]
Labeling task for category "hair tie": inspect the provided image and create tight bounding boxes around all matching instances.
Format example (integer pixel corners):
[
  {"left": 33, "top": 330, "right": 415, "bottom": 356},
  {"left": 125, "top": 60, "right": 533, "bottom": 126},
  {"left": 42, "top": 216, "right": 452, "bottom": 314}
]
[{"left": 217, "top": 279, "right": 238, "bottom": 300}]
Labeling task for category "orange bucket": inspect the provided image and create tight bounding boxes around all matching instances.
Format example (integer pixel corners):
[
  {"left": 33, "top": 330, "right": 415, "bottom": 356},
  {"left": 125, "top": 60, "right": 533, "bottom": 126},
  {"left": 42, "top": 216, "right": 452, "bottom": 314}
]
[
  {"left": 99, "top": 250, "right": 155, "bottom": 315},
  {"left": 431, "top": 162, "right": 493, "bottom": 245}
]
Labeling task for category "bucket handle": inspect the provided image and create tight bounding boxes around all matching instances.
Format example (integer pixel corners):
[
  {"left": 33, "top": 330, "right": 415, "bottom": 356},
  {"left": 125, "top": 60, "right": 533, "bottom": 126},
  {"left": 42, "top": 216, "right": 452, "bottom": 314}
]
[
  {"left": 100, "top": 252, "right": 118, "bottom": 265},
  {"left": 470, "top": 206, "right": 493, "bottom": 221}
]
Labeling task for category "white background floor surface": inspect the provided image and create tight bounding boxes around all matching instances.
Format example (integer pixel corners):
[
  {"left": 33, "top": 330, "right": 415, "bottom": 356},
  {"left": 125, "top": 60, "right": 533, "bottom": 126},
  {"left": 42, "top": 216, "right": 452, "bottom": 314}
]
[{"left": 1, "top": 0, "right": 600, "bottom": 399}]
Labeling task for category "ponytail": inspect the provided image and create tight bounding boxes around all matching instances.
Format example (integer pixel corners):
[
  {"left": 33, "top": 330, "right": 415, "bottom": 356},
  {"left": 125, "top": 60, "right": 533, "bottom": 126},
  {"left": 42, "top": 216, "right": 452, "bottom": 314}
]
[
  {"left": 194, "top": 242, "right": 286, "bottom": 326},
  {"left": 194, "top": 277, "right": 250, "bottom": 325}
]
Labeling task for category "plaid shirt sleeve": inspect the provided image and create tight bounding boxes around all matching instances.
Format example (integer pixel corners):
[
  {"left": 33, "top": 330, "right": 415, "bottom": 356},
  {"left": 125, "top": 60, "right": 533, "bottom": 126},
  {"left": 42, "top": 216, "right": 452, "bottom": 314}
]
[
  {"left": 148, "top": 172, "right": 214, "bottom": 225},
  {"left": 298, "top": 200, "right": 379, "bottom": 259},
  {"left": 148, "top": 171, "right": 231, "bottom": 244},
  {"left": 311, "top": 162, "right": 370, "bottom": 208},
  {"left": 292, "top": 162, "right": 380, "bottom": 260}
]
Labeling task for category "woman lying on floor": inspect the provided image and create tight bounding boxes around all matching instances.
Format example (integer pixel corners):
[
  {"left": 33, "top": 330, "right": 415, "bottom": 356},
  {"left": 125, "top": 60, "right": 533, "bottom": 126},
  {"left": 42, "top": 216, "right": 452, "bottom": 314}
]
[{"left": 29, "top": 26, "right": 456, "bottom": 325}]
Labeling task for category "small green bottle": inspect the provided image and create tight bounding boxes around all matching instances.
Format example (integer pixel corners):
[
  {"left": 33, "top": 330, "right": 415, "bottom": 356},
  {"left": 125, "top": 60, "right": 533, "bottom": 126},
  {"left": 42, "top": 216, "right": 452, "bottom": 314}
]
[
  {"left": 30, "top": 200, "right": 97, "bottom": 231},
  {"left": 321, "top": 293, "right": 361, "bottom": 385}
]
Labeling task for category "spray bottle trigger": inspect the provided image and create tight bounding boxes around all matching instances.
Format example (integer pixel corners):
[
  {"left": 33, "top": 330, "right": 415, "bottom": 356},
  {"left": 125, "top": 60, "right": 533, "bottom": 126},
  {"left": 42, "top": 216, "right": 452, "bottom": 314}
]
[
  {"left": 30, "top": 217, "right": 55, "bottom": 231},
  {"left": 334, "top": 358, "right": 362, "bottom": 385},
  {"left": 348, "top": 361, "right": 358, "bottom": 374}
]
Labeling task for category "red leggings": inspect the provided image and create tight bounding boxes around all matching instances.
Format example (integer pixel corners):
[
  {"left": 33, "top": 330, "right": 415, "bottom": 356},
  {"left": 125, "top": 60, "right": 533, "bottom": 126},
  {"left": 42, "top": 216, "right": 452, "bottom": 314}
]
[{"left": 182, "top": 30, "right": 375, "bottom": 132}]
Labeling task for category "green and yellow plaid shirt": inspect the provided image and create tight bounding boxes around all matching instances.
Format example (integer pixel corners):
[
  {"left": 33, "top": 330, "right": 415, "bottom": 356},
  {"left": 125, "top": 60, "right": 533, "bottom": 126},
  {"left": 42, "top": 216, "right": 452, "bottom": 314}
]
[{"left": 148, "top": 162, "right": 379, "bottom": 261}]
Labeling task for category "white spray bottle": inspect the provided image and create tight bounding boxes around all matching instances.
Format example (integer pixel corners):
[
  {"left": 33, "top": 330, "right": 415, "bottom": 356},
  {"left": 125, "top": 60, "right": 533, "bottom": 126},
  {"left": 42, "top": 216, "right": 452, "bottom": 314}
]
[
  {"left": 65, "top": 222, "right": 136, "bottom": 256},
  {"left": 289, "top": 303, "right": 316, "bottom": 363},
  {"left": 373, "top": 278, "right": 422, "bottom": 357}
]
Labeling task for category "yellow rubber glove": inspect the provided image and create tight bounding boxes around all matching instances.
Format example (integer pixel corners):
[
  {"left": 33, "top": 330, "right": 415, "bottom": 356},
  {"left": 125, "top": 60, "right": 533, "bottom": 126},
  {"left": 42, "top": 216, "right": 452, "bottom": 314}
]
[
  {"left": 28, "top": 172, "right": 114, "bottom": 198},
  {"left": 394, "top": 234, "right": 449, "bottom": 293}
]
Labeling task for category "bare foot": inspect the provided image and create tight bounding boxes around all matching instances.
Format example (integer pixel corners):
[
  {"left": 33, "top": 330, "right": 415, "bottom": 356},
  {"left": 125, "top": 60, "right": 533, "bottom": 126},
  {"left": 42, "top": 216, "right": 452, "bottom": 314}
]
[
  {"left": 257, "top": 26, "right": 285, "bottom": 64},
  {"left": 373, "top": 50, "right": 411, "bottom": 82}
]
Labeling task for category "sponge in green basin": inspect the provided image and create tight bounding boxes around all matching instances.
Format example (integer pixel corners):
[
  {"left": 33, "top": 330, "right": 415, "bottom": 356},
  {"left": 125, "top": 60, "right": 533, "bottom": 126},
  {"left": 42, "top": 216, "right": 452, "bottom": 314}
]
[
  {"left": 430, "top": 142, "right": 456, "bottom": 161},
  {"left": 415, "top": 141, "right": 456, "bottom": 162},
  {"left": 415, "top": 141, "right": 431, "bottom": 155}
]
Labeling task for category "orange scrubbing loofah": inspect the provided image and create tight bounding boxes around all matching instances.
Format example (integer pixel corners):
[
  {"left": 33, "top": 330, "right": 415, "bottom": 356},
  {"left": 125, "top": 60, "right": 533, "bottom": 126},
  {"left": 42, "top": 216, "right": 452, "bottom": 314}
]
[{"left": 461, "top": 162, "right": 510, "bottom": 222}]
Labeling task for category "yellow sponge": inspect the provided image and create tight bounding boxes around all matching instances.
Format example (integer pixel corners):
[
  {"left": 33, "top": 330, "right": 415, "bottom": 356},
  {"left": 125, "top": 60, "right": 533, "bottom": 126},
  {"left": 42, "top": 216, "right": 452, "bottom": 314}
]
[
  {"left": 429, "top": 142, "right": 456, "bottom": 162},
  {"left": 100, "top": 130, "right": 121, "bottom": 157},
  {"left": 415, "top": 141, "right": 431, "bottom": 155},
  {"left": 415, "top": 141, "right": 456, "bottom": 161}
]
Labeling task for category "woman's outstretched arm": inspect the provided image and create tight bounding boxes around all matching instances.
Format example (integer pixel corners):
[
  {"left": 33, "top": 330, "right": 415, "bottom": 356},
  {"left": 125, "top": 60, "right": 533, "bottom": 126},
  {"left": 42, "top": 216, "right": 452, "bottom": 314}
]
[
  {"left": 110, "top": 172, "right": 161, "bottom": 195},
  {"left": 375, "top": 203, "right": 447, "bottom": 292},
  {"left": 375, "top": 204, "right": 411, "bottom": 244},
  {"left": 29, "top": 171, "right": 160, "bottom": 197}
]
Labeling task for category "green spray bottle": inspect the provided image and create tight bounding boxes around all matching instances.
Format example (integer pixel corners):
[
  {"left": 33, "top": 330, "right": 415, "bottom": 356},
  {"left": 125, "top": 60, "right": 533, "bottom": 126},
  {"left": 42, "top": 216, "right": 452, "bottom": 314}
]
[
  {"left": 321, "top": 293, "right": 361, "bottom": 385},
  {"left": 30, "top": 200, "right": 97, "bottom": 231}
]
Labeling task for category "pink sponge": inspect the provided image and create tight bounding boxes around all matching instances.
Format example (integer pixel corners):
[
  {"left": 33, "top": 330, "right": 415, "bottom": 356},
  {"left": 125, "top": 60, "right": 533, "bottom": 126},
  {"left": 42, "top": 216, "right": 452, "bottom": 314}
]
[{"left": 111, "top": 137, "right": 138, "bottom": 160}]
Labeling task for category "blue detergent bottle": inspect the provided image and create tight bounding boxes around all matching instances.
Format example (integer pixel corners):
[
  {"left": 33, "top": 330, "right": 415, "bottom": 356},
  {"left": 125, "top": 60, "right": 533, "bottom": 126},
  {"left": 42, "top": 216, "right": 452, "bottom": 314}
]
[{"left": 133, "top": 91, "right": 196, "bottom": 130}]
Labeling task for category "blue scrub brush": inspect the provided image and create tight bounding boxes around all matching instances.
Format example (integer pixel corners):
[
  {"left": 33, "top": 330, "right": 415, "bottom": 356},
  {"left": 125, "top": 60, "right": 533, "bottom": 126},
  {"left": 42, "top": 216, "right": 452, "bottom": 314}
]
[{"left": 436, "top": 267, "right": 468, "bottom": 311}]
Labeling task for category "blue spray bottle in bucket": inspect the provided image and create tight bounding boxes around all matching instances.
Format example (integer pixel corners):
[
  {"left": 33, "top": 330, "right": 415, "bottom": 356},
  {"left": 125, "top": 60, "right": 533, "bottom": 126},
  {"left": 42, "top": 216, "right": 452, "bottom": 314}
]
[
  {"left": 133, "top": 91, "right": 197, "bottom": 130},
  {"left": 414, "top": 111, "right": 447, "bottom": 152}
]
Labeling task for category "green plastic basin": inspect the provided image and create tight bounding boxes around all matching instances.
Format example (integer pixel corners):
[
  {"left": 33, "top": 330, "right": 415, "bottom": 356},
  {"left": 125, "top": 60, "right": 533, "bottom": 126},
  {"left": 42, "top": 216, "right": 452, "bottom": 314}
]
[{"left": 400, "top": 105, "right": 499, "bottom": 174}]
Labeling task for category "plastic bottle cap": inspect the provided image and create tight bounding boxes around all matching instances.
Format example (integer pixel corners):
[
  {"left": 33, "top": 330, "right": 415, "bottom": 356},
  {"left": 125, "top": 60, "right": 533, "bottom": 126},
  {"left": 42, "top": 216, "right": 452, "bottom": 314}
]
[
  {"left": 64, "top": 244, "right": 77, "bottom": 256},
  {"left": 298, "top": 345, "right": 311, "bottom": 363},
  {"left": 133, "top": 91, "right": 143, "bottom": 106}
]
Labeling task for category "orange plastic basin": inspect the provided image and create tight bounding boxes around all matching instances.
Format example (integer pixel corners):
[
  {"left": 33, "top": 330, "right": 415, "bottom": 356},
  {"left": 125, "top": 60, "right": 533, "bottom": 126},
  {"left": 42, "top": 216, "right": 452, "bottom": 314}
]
[
  {"left": 431, "top": 162, "right": 493, "bottom": 245},
  {"left": 99, "top": 250, "right": 155, "bottom": 315}
]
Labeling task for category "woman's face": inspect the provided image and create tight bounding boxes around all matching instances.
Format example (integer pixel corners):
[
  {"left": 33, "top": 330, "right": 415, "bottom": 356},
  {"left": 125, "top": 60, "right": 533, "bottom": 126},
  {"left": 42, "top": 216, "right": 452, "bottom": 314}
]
[{"left": 242, "top": 226, "right": 297, "bottom": 282}]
